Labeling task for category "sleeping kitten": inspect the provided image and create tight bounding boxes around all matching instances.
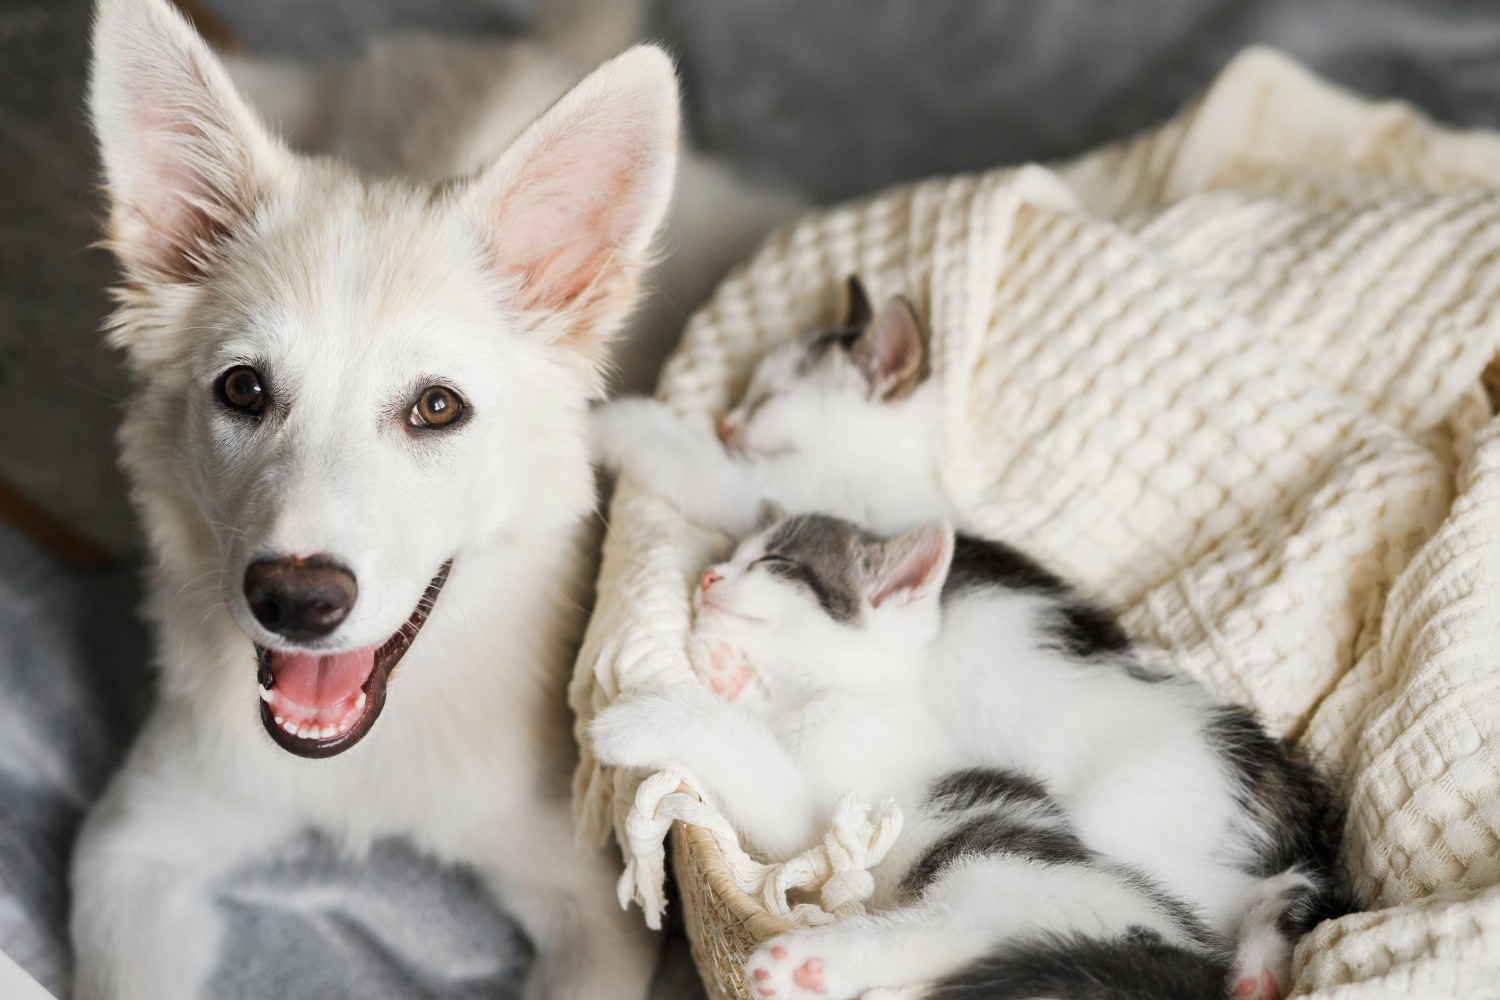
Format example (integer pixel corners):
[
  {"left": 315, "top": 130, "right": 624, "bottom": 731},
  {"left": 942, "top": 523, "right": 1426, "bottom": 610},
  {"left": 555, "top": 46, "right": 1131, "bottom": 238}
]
[
  {"left": 591, "top": 277, "right": 949, "bottom": 536},
  {"left": 591, "top": 512, "right": 1350, "bottom": 1000}
]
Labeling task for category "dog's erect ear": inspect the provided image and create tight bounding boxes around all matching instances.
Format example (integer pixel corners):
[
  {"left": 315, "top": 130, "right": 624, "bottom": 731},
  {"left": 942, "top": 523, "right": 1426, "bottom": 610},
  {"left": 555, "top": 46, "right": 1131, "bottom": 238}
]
[
  {"left": 91, "top": 0, "right": 286, "bottom": 283},
  {"left": 458, "top": 45, "right": 680, "bottom": 360},
  {"left": 851, "top": 296, "right": 929, "bottom": 402}
]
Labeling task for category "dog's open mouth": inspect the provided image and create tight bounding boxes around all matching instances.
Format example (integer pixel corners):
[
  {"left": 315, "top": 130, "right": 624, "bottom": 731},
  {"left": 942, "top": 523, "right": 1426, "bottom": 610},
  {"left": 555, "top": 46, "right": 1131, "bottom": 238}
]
[{"left": 257, "top": 561, "right": 451, "bottom": 759}]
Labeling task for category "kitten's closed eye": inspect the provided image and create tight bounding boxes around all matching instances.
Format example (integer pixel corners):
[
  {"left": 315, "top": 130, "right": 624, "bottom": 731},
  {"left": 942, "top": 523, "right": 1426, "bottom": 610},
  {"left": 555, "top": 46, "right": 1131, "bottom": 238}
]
[
  {"left": 754, "top": 555, "right": 841, "bottom": 618},
  {"left": 742, "top": 392, "right": 774, "bottom": 420},
  {"left": 721, "top": 391, "right": 775, "bottom": 445},
  {"left": 752, "top": 553, "right": 805, "bottom": 579}
]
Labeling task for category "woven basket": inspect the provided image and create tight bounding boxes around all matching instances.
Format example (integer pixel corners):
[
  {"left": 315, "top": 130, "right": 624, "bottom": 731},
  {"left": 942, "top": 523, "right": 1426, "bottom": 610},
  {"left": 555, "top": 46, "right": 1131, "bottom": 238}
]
[
  {"left": 671, "top": 822, "right": 791, "bottom": 1000},
  {"left": 572, "top": 48, "right": 1500, "bottom": 999}
]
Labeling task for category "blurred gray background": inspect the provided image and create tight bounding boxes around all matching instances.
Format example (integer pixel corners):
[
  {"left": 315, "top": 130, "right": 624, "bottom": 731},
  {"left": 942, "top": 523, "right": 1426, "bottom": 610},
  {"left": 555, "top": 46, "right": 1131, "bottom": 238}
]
[
  {"left": 6, "top": 0, "right": 1500, "bottom": 559},
  {"left": 3, "top": 1, "right": 1500, "bottom": 996}
]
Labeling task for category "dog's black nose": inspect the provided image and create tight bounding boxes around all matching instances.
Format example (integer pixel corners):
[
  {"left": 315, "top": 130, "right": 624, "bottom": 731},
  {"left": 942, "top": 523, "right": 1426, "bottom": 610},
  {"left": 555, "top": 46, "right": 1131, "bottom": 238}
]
[{"left": 243, "top": 555, "right": 358, "bottom": 641}]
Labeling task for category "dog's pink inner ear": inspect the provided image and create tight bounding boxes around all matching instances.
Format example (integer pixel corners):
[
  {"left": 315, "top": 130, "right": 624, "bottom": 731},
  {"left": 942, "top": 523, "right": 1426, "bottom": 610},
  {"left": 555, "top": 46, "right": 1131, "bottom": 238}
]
[
  {"left": 465, "top": 47, "right": 680, "bottom": 353},
  {"left": 497, "top": 149, "right": 653, "bottom": 314},
  {"left": 92, "top": 0, "right": 277, "bottom": 282},
  {"left": 117, "top": 98, "right": 259, "bottom": 280}
]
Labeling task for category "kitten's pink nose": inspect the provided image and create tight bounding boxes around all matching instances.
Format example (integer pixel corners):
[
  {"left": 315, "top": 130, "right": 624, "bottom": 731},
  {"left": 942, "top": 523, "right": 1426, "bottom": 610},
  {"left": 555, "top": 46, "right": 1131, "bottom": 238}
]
[
  {"left": 717, "top": 416, "right": 738, "bottom": 442},
  {"left": 701, "top": 569, "right": 722, "bottom": 593}
]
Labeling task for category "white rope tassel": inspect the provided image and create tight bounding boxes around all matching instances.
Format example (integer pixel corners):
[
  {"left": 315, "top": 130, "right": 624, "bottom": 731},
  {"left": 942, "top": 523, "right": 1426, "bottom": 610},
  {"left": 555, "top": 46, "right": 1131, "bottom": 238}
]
[
  {"left": 617, "top": 771, "right": 905, "bottom": 930},
  {"left": 818, "top": 795, "right": 903, "bottom": 918}
]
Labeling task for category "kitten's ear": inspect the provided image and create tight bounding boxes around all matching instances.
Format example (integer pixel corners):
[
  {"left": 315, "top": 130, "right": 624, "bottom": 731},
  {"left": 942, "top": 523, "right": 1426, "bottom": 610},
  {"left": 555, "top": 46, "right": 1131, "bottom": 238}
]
[
  {"left": 91, "top": 0, "right": 288, "bottom": 283},
  {"left": 864, "top": 521, "right": 954, "bottom": 609},
  {"left": 755, "top": 499, "right": 789, "bottom": 531},
  {"left": 851, "top": 296, "right": 929, "bottom": 402},
  {"left": 841, "top": 275, "right": 873, "bottom": 328},
  {"left": 457, "top": 46, "right": 680, "bottom": 364}
]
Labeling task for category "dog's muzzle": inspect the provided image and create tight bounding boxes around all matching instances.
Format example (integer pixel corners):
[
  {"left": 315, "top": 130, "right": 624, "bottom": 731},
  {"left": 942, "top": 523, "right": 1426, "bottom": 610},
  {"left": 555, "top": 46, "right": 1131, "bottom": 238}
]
[{"left": 255, "top": 561, "right": 451, "bottom": 758}]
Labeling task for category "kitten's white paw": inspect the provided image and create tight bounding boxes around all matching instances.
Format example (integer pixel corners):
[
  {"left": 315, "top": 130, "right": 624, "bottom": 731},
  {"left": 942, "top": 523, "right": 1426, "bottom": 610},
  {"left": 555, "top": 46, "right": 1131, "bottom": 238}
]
[
  {"left": 588, "top": 693, "right": 692, "bottom": 771},
  {"left": 747, "top": 935, "right": 847, "bottom": 999},
  {"left": 1231, "top": 932, "right": 1288, "bottom": 1000},
  {"left": 1232, "top": 869, "right": 1305, "bottom": 1000},
  {"left": 589, "top": 398, "right": 684, "bottom": 473}
]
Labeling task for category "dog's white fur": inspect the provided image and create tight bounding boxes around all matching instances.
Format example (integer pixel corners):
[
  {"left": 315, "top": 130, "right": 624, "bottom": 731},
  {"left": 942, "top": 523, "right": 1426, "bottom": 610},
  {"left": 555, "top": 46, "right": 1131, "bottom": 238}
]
[{"left": 70, "top": 0, "right": 796, "bottom": 996}]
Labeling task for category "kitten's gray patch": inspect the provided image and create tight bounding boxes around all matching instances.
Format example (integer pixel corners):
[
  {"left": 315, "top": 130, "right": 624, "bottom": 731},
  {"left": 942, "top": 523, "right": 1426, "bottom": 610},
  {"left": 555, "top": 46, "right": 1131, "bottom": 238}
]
[
  {"left": 1275, "top": 879, "right": 1340, "bottom": 938},
  {"left": 795, "top": 326, "right": 862, "bottom": 375},
  {"left": 906, "top": 779, "right": 1220, "bottom": 953},
  {"left": 759, "top": 514, "right": 876, "bottom": 624},
  {"left": 1039, "top": 599, "right": 1132, "bottom": 662},
  {"left": 943, "top": 535, "right": 1071, "bottom": 597},
  {"left": 900, "top": 812, "right": 1092, "bottom": 900},
  {"left": 926, "top": 929, "right": 1231, "bottom": 1000},
  {"left": 1109, "top": 864, "right": 1219, "bottom": 949},
  {"left": 946, "top": 534, "right": 1166, "bottom": 681},
  {"left": 925, "top": 768, "right": 1058, "bottom": 816},
  {"left": 1203, "top": 704, "right": 1356, "bottom": 927}
]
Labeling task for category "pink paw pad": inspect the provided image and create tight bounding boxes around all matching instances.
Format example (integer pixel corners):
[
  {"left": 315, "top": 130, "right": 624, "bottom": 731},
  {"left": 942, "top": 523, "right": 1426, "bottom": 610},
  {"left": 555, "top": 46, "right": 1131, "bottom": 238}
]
[
  {"left": 747, "top": 938, "right": 832, "bottom": 999},
  {"left": 792, "top": 958, "right": 826, "bottom": 993},
  {"left": 696, "top": 644, "right": 756, "bottom": 701},
  {"left": 1232, "top": 969, "right": 1280, "bottom": 1000},
  {"left": 723, "top": 662, "right": 751, "bottom": 699},
  {"left": 704, "top": 642, "right": 752, "bottom": 700}
]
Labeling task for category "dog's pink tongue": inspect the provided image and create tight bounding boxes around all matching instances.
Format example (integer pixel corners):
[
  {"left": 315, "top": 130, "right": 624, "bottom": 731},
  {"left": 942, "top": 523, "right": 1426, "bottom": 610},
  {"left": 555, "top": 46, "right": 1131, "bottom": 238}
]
[{"left": 271, "top": 647, "right": 375, "bottom": 709}]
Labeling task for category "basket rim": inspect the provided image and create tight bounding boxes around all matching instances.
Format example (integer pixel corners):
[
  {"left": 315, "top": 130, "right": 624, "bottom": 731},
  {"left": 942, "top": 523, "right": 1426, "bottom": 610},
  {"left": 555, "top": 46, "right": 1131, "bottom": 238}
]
[{"left": 674, "top": 813, "right": 797, "bottom": 942}]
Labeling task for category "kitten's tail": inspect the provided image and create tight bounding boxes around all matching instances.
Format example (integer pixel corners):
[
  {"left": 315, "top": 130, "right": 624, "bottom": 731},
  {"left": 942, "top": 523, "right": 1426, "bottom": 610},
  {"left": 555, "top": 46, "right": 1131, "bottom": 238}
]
[{"left": 924, "top": 930, "right": 1232, "bottom": 1000}]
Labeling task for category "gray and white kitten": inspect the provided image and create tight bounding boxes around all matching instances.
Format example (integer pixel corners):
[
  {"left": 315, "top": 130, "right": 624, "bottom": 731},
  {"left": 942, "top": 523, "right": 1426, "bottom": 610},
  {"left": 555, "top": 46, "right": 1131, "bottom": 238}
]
[
  {"left": 591, "top": 511, "right": 1350, "bottom": 1000},
  {"left": 591, "top": 277, "right": 949, "bottom": 537}
]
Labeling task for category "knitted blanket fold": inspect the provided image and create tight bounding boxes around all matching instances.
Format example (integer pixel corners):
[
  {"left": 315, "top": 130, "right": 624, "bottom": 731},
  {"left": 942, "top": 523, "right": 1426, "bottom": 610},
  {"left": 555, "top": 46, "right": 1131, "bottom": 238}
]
[{"left": 570, "top": 48, "right": 1500, "bottom": 996}]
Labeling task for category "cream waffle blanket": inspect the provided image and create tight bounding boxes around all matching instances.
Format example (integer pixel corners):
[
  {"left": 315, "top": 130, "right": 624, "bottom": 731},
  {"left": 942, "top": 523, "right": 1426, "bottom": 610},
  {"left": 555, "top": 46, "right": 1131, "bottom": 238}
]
[{"left": 571, "top": 49, "right": 1500, "bottom": 996}]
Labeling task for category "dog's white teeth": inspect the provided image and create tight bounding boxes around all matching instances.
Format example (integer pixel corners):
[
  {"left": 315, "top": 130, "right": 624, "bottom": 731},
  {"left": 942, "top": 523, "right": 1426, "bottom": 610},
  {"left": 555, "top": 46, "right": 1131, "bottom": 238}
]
[
  {"left": 320, "top": 724, "right": 337, "bottom": 739},
  {"left": 297, "top": 725, "right": 311, "bottom": 739},
  {"left": 355, "top": 692, "right": 366, "bottom": 710},
  {"left": 283, "top": 720, "right": 298, "bottom": 735},
  {"left": 274, "top": 715, "right": 284, "bottom": 726},
  {"left": 338, "top": 720, "right": 351, "bottom": 734},
  {"left": 259, "top": 685, "right": 274, "bottom": 704}
]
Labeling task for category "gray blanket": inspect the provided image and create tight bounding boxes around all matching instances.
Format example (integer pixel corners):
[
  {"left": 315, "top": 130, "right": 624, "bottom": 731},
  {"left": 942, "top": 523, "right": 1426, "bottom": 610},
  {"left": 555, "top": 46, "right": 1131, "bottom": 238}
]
[
  {"left": 0, "top": 525, "right": 147, "bottom": 993},
  {"left": 6, "top": 0, "right": 1500, "bottom": 997}
]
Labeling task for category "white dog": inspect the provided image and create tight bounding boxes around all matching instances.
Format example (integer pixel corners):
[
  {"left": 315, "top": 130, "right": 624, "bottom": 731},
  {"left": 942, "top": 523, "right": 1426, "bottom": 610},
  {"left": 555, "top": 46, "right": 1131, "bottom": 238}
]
[{"left": 71, "top": 1, "right": 794, "bottom": 996}]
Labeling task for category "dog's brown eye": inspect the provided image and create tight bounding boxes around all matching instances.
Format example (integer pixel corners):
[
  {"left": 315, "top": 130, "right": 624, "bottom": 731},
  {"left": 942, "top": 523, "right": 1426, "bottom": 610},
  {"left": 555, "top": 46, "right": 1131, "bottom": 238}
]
[
  {"left": 409, "top": 386, "right": 464, "bottom": 429},
  {"left": 217, "top": 365, "right": 266, "bottom": 415}
]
